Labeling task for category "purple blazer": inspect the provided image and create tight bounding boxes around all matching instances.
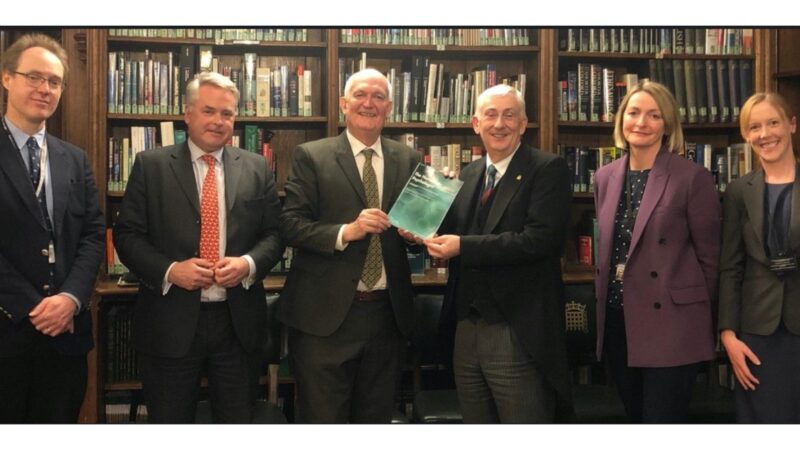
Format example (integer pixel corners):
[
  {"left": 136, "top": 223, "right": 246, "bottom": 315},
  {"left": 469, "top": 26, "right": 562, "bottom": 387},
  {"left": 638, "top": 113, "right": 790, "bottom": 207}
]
[{"left": 594, "top": 149, "right": 721, "bottom": 367}]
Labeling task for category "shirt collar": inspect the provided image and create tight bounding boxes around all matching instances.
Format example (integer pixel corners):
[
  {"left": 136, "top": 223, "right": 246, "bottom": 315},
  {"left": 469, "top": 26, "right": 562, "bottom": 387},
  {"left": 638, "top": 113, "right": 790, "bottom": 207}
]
[
  {"left": 346, "top": 130, "right": 383, "bottom": 160},
  {"left": 485, "top": 143, "right": 520, "bottom": 179},
  {"left": 188, "top": 138, "right": 224, "bottom": 164},
  {"left": 4, "top": 115, "right": 46, "bottom": 150}
]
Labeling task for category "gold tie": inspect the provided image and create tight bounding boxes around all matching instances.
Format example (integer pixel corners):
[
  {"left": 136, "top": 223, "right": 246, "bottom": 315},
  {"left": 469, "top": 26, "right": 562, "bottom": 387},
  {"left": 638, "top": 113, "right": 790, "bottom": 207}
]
[
  {"left": 199, "top": 154, "right": 220, "bottom": 263},
  {"left": 360, "top": 149, "right": 382, "bottom": 289}
]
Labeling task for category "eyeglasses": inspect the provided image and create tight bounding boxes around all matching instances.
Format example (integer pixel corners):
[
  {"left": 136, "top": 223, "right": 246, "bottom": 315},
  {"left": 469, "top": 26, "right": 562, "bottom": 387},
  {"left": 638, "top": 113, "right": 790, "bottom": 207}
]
[{"left": 13, "top": 71, "right": 65, "bottom": 90}]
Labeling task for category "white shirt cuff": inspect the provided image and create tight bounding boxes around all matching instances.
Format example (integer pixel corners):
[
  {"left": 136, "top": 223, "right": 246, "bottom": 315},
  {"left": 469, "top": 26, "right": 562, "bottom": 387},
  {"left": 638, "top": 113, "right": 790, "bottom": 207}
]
[
  {"left": 241, "top": 255, "right": 256, "bottom": 289},
  {"left": 162, "top": 261, "right": 177, "bottom": 295},
  {"left": 336, "top": 224, "right": 349, "bottom": 251}
]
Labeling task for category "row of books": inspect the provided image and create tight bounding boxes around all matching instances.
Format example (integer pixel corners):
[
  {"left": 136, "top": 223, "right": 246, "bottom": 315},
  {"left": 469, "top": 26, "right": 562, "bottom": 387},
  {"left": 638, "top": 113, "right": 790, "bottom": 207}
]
[
  {"left": 105, "top": 304, "right": 139, "bottom": 383},
  {"left": 685, "top": 142, "right": 754, "bottom": 192},
  {"left": 107, "top": 49, "right": 316, "bottom": 118},
  {"left": 559, "top": 28, "right": 754, "bottom": 56},
  {"left": 647, "top": 58, "right": 752, "bottom": 124},
  {"left": 559, "top": 68, "right": 638, "bottom": 123},
  {"left": 339, "top": 28, "right": 531, "bottom": 47},
  {"left": 104, "top": 403, "right": 147, "bottom": 424},
  {"left": 339, "top": 54, "right": 525, "bottom": 124},
  {"left": 106, "top": 123, "right": 277, "bottom": 193},
  {"left": 558, "top": 142, "right": 754, "bottom": 195},
  {"left": 558, "top": 58, "right": 753, "bottom": 124},
  {"left": 108, "top": 28, "right": 310, "bottom": 42}
]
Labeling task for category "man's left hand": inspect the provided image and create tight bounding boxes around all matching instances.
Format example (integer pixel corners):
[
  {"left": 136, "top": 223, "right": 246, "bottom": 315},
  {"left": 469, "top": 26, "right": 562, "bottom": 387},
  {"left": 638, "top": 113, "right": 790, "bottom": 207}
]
[
  {"left": 29, "top": 295, "right": 77, "bottom": 337},
  {"left": 424, "top": 234, "right": 461, "bottom": 259},
  {"left": 213, "top": 257, "right": 251, "bottom": 288},
  {"left": 398, "top": 228, "right": 424, "bottom": 245}
]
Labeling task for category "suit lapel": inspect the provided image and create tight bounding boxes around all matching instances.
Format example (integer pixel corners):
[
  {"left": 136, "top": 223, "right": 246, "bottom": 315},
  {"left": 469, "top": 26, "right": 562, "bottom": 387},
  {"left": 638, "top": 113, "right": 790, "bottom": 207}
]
[
  {"left": 47, "top": 137, "right": 69, "bottom": 236},
  {"left": 743, "top": 169, "right": 766, "bottom": 258},
  {"left": 222, "top": 146, "right": 241, "bottom": 214},
  {"left": 168, "top": 143, "right": 200, "bottom": 215},
  {"left": 483, "top": 147, "right": 529, "bottom": 234},
  {"left": 335, "top": 133, "right": 367, "bottom": 207},
  {"left": 629, "top": 150, "right": 670, "bottom": 255},
  {"left": 599, "top": 155, "right": 627, "bottom": 272},
  {"left": 0, "top": 127, "right": 47, "bottom": 228},
  {"left": 380, "top": 137, "right": 400, "bottom": 211}
]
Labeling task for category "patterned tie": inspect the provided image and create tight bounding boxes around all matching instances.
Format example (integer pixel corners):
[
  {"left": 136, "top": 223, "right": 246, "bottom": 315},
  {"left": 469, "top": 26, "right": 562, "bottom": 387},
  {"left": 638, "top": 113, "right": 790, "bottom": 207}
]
[
  {"left": 360, "top": 148, "right": 383, "bottom": 289},
  {"left": 199, "top": 154, "right": 220, "bottom": 262},
  {"left": 480, "top": 164, "right": 497, "bottom": 205},
  {"left": 27, "top": 137, "right": 52, "bottom": 231}
]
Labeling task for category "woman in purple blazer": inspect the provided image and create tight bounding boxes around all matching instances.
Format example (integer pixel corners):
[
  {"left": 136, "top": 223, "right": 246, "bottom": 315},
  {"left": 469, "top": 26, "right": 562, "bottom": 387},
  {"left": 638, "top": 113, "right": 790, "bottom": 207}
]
[{"left": 594, "top": 81, "right": 721, "bottom": 423}]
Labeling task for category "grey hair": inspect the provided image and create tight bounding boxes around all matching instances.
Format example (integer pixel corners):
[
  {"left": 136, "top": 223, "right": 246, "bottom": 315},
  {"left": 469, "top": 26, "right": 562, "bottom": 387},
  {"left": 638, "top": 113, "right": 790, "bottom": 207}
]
[
  {"left": 474, "top": 84, "right": 526, "bottom": 119},
  {"left": 185, "top": 71, "right": 240, "bottom": 108},
  {"left": 342, "top": 68, "right": 393, "bottom": 101}
]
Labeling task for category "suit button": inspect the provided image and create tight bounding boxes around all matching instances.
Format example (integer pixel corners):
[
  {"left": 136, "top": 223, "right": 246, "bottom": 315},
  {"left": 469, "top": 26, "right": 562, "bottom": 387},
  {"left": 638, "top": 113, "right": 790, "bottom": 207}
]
[
  {"left": 196, "top": 220, "right": 200, "bottom": 225},
  {"left": 654, "top": 302, "right": 662, "bottom": 309},
  {"left": 650, "top": 271, "right": 658, "bottom": 278},
  {"left": 41, "top": 248, "right": 49, "bottom": 256},
  {"left": 658, "top": 238, "right": 666, "bottom": 245},
  {"left": 194, "top": 251, "right": 199, "bottom": 256}
]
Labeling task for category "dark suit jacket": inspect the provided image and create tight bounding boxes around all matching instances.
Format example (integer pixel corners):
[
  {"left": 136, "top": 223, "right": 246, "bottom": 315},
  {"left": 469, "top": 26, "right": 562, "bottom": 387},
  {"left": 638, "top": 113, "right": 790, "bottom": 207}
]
[
  {"left": 719, "top": 168, "right": 800, "bottom": 336},
  {"left": 113, "top": 143, "right": 284, "bottom": 358},
  {"left": 278, "top": 132, "right": 421, "bottom": 337},
  {"left": 594, "top": 150, "right": 720, "bottom": 367},
  {"left": 439, "top": 145, "right": 573, "bottom": 418},
  {"left": 0, "top": 126, "right": 105, "bottom": 357}
]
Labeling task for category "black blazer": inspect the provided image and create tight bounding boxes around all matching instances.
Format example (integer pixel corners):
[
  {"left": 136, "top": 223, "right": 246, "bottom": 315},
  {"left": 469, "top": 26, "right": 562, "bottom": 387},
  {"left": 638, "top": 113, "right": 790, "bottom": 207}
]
[
  {"left": 439, "top": 145, "right": 573, "bottom": 418},
  {"left": 113, "top": 143, "right": 284, "bottom": 358},
  {"left": 0, "top": 126, "right": 105, "bottom": 356},
  {"left": 278, "top": 132, "right": 421, "bottom": 337},
  {"left": 719, "top": 168, "right": 800, "bottom": 336}
]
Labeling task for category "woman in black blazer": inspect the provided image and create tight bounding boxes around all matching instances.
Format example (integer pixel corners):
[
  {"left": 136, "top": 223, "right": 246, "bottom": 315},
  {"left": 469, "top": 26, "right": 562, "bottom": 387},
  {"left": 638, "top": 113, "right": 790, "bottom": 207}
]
[{"left": 719, "top": 92, "right": 800, "bottom": 423}]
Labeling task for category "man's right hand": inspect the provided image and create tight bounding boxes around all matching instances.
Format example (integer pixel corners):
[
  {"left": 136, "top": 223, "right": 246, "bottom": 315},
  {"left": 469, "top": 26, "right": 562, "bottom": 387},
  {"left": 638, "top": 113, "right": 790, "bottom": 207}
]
[
  {"left": 168, "top": 258, "right": 215, "bottom": 291},
  {"left": 721, "top": 329, "right": 761, "bottom": 391},
  {"left": 342, "top": 208, "right": 390, "bottom": 243}
]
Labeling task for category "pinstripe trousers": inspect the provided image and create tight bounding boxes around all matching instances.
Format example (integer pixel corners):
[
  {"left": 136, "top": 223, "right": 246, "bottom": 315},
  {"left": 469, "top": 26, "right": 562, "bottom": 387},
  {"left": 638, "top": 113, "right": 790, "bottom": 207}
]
[{"left": 453, "top": 315, "right": 556, "bottom": 423}]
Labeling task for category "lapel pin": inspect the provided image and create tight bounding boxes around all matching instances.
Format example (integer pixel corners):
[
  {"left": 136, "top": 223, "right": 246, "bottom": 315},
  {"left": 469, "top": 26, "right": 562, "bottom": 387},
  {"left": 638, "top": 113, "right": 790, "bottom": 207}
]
[{"left": 516, "top": 175, "right": 522, "bottom": 181}]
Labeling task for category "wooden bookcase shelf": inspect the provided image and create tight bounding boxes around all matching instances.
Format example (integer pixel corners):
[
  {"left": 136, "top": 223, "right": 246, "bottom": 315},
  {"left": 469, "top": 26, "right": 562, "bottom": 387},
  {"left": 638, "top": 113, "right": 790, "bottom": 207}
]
[{"left": 13, "top": 26, "right": 772, "bottom": 423}]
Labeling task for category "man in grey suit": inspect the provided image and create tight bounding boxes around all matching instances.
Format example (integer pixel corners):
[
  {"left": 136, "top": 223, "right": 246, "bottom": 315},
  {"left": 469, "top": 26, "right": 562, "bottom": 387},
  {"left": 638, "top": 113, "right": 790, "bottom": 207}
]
[
  {"left": 279, "top": 68, "right": 421, "bottom": 423},
  {"left": 425, "top": 84, "right": 572, "bottom": 423},
  {"left": 0, "top": 33, "right": 105, "bottom": 423},
  {"left": 113, "top": 72, "right": 284, "bottom": 423}
]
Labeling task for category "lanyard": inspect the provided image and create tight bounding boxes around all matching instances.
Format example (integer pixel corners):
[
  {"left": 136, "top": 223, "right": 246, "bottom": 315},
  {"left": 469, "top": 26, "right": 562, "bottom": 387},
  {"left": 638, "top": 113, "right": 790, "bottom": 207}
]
[{"left": 1, "top": 117, "right": 48, "bottom": 197}]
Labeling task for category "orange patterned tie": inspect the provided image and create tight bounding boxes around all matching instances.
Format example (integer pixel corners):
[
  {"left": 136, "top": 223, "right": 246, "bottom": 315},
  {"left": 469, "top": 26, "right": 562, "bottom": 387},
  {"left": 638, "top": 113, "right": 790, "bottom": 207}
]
[{"left": 199, "top": 154, "right": 219, "bottom": 262}]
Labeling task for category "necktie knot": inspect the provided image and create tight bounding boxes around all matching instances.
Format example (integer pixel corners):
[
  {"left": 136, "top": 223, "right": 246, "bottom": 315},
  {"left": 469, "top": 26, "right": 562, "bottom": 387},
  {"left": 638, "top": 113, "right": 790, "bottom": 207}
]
[
  {"left": 362, "top": 148, "right": 374, "bottom": 162},
  {"left": 201, "top": 154, "right": 216, "bottom": 168}
]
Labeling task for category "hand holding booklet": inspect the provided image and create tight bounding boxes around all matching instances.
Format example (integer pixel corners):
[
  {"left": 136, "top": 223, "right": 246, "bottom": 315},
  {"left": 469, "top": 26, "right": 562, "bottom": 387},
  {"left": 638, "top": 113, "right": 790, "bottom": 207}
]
[{"left": 388, "top": 163, "right": 463, "bottom": 239}]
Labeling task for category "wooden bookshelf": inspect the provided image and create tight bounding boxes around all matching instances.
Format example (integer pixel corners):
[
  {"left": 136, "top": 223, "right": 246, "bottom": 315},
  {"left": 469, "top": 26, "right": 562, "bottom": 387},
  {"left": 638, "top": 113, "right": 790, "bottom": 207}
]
[{"left": 9, "top": 26, "right": 774, "bottom": 423}]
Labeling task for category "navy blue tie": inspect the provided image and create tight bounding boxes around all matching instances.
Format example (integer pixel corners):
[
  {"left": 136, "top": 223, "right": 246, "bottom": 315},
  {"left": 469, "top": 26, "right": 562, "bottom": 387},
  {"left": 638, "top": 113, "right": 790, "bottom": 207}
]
[{"left": 27, "top": 137, "right": 52, "bottom": 231}]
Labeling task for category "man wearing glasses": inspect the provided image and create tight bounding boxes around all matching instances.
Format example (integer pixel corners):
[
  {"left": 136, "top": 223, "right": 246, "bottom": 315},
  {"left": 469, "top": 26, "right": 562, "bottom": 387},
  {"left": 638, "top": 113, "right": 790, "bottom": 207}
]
[{"left": 0, "top": 34, "right": 105, "bottom": 423}]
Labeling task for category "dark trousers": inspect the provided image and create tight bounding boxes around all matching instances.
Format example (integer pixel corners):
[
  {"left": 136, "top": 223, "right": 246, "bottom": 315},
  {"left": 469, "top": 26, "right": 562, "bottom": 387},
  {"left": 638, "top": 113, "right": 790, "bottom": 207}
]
[
  {"left": 289, "top": 298, "right": 404, "bottom": 423},
  {"left": 604, "top": 307, "right": 701, "bottom": 423},
  {"left": 736, "top": 322, "right": 800, "bottom": 423},
  {"left": 139, "top": 302, "right": 260, "bottom": 423},
  {"left": 0, "top": 323, "right": 87, "bottom": 423},
  {"left": 453, "top": 316, "right": 556, "bottom": 423}
]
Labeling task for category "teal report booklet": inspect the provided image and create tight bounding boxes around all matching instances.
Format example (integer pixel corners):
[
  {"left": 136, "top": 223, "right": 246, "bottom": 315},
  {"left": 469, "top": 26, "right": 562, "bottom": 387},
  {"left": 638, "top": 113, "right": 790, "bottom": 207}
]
[{"left": 388, "top": 163, "right": 463, "bottom": 239}]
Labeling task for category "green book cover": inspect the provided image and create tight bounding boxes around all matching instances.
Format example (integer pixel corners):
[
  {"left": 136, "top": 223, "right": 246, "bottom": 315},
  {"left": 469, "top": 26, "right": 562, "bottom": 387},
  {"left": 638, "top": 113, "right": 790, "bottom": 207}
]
[{"left": 388, "top": 163, "right": 463, "bottom": 239}]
